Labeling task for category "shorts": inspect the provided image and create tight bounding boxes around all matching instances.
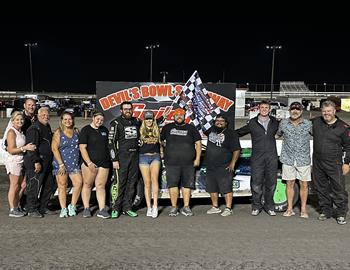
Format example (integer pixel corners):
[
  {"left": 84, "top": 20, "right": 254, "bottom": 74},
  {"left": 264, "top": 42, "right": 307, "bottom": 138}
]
[
  {"left": 206, "top": 166, "right": 233, "bottom": 194},
  {"left": 83, "top": 160, "right": 111, "bottom": 169},
  {"left": 166, "top": 165, "right": 195, "bottom": 189},
  {"left": 5, "top": 162, "right": 24, "bottom": 176},
  {"left": 282, "top": 164, "right": 311, "bottom": 181},
  {"left": 139, "top": 153, "right": 161, "bottom": 166}
]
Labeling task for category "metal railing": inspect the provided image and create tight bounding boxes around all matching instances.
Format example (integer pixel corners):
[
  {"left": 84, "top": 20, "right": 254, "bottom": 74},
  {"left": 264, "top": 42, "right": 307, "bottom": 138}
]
[{"left": 236, "top": 84, "right": 350, "bottom": 92}]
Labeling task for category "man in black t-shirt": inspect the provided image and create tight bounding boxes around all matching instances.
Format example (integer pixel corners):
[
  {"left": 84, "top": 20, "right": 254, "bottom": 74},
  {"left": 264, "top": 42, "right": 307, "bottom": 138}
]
[
  {"left": 204, "top": 115, "right": 241, "bottom": 217},
  {"left": 22, "top": 98, "right": 37, "bottom": 135},
  {"left": 160, "top": 108, "right": 202, "bottom": 217},
  {"left": 108, "top": 101, "right": 141, "bottom": 218}
]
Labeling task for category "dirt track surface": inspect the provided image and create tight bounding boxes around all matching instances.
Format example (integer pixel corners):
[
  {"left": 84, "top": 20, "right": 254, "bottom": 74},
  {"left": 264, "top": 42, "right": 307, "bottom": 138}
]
[{"left": 1, "top": 167, "right": 350, "bottom": 270}]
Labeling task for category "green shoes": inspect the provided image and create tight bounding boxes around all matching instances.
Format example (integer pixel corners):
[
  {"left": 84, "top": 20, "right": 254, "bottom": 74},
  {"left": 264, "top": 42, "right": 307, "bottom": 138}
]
[{"left": 124, "top": 210, "right": 138, "bottom": 217}]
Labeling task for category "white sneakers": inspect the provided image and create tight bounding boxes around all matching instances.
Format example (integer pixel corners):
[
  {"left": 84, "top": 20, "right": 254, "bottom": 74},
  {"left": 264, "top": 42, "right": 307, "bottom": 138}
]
[
  {"left": 146, "top": 208, "right": 153, "bottom": 217},
  {"left": 146, "top": 206, "right": 158, "bottom": 218},
  {"left": 207, "top": 206, "right": 233, "bottom": 216},
  {"left": 206, "top": 206, "right": 222, "bottom": 214}
]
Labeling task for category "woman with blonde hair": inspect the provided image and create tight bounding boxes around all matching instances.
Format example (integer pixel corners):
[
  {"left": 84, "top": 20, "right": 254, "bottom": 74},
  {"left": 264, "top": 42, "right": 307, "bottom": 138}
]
[
  {"left": 52, "top": 111, "right": 83, "bottom": 218},
  {"left": 3, "top": 111, "right": 36, "bottom": 217},
  {"left": 139, "top": 110, "right": 164, "bottom": 218}
]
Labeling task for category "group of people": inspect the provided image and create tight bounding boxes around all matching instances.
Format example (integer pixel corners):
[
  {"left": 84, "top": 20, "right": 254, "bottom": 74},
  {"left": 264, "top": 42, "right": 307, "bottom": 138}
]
[
  {"left": 237, "top": 100, "right": 349, "bottom": 225},
  {"left": 2, "top": 98, "right": 349, "bottom": 225}
]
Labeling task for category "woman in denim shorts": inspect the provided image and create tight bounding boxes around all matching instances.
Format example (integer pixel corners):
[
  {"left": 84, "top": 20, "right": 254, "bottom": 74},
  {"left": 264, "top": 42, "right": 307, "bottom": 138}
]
[{"left": 139, "top": 110, "right": 163, "bottom": 218}]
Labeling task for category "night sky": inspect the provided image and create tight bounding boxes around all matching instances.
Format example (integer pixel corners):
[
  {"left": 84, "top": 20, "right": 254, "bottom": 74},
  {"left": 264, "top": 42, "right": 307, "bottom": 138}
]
[{"left": 1, "top": 18, "right": 349, "bottom": 93}]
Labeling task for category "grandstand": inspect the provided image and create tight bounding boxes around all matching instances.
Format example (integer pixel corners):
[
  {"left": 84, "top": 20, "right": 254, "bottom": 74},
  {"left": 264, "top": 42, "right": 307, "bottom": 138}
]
[{"left": 279, "top": 81, "right": 310, "bottom": 92}]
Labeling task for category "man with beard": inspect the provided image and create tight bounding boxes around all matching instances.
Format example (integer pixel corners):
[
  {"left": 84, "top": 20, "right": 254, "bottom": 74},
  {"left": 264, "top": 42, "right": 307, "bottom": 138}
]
[
  {"left": 276, "top": 102, "right": 312, "bottom": 218},
  {"left": 160, "top": 108, "right": 202, "bottom": 216},
  {"left": 24, "top": 107, "right": 55, "bottom": 217},
  {"left": 108, "top": 101, "right": 141, "bottom": 218},
  {"left": 312, "top": 100, "right": 350, "bottom": 225},
  {"left": 22, "top": 98, "right": 37, "bottom": 135},
  {"left": 204, "top": 115, "right": 241, "bottom": 217},
  {"left": 236, "top": 101, "right": 279, "bottom": 216}
]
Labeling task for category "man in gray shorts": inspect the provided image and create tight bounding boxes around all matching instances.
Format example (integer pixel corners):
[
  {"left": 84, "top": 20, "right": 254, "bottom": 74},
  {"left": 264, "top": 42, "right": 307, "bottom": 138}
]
[
  {"left": 160, "top": 108, "right": 202, "bottom": 217},
  {"left": 277, "top": 101, "right": 312, "bottom": 218}
]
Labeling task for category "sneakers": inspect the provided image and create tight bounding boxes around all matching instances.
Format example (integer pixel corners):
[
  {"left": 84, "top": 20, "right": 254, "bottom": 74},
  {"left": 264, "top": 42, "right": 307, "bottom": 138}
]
[
  {"left": 146, "top": 208, "right": 153, "bottom": 217},
  {"left": 97, "top": 208, "right": 111, "bottom": 219},
  {"left": 39, "top": 208, "right": 59, "bottom": 215},
  {"left": 169, "top": 207, "right": 179, "bottom": 217},
  {"left": 67, "top": 204, "right": 77, "bottom": 217},
  {"left": 206, "top": 206, "right": 222, "bottom": 215},
  {"left": 59, "top": 208, "right": 68, "bottom": 218},
  {"left": 283, "top": 210, "right": 296, "bottom": 217},
  {"left": 221, "top": 207, "right": 233, "bottom": 217},
  {"left": 300, "top": 212, "right": 309, "bottom": 219},
  {"left": 111, "top": 210, "right": 119, "bottom": 219},
  {"left": 336, "top": 216, "right": 347, "bottom": 225},
  {"left": 124, "top": 210, "right": 138, "bottom": 217},
  {"left": 181, "top": 206, "right": 193, "bottom": 216},
  {"left": 267, "top": 210, "right": 276, "bottom": 216},
  {"left": 318, "top": 213, "right": 330, "bottom": 221},
  {"left": 83, "top": 208, "right": 92, "bottom": 218},
  {"left": 152, "top": 206, "right": 158, "bottom": 219},
  {"left": 251, "top": 209, "right": 261, "bottom": 216},
  {"left": 9, "top": 208, "right": 25, "bottom": 218},
  {"left": 28, "top": 210, "right": 43, "bottom": 218}
]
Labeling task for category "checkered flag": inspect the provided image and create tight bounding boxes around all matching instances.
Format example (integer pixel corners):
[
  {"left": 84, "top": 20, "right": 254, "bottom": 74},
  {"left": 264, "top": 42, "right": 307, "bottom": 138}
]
[{"left": 174, "top": 70, "right": 221, "bottom": 132}]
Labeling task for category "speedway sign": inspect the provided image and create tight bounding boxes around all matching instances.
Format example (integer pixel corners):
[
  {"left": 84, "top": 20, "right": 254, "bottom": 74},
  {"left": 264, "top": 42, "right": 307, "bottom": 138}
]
[{"left": 96, "top": 82, "right": 236, "bottom": 129}]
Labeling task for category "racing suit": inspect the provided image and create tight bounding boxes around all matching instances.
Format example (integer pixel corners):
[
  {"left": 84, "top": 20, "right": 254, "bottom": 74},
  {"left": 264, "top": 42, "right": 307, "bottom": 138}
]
[
  {"left": 312, "top": 116, "right": 350, "bottom": 218},
  {"left": 108, "top": 115, "right": 140, "bottom": 213},
  {"left": 24, "top": 121, "right": 54, "bottom": 214},
  {"left": 236, "top": 115, "right": 279, "bottom": 211}
]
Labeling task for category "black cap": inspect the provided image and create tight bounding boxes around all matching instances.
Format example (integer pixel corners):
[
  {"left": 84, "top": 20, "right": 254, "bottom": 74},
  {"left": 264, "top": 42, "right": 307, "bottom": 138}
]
[
  {"left": 144, "top": 110, "right": 154, "bottom": 120},
  {"left": 289, "top": 102, "right": 303, "bottom": 110},
  {"left": 215, "top": 114, "right": 228, "bottom": 122}
]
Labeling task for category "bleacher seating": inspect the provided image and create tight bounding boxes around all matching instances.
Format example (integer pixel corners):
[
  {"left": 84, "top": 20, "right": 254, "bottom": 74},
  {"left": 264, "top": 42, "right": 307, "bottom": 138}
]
[{"left": 279, "top": 81, "right": 310, "bottom": 92}]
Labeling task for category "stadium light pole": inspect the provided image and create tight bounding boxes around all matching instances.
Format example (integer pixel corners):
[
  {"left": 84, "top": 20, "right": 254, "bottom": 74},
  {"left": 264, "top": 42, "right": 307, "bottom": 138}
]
[
  {"left": 160, "top": 71, "right": 168, "bottom": 83},
  {"left": 145, "top": 44, "right": 160, "bottom": 82},
  {"left": 266, "top": 45, "right": 282, "bottom": 100},
  {"left": 24, "top": 43, "right": 38, "bottom": 93}
]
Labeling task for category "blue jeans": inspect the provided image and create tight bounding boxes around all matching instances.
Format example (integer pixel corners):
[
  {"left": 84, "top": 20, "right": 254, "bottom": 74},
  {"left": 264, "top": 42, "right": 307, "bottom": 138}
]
[{"left": 139, "top": 153, "right": 161, "bottom": 166}]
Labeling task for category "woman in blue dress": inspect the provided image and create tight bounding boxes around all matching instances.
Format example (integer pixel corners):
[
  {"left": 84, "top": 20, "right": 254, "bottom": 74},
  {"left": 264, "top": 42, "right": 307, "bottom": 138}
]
[{"left": 52, "top": 112, "right": 83, "bottom": 218}]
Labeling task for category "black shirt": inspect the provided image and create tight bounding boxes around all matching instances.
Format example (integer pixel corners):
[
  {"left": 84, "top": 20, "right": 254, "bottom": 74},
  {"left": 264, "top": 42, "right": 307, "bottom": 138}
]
[
  {"left": 139, "top": 142, "right": 160, "bottom": 154},
  {"left": 161, "top": 122, "right": 201, "bottom": 166},
  {"left": 205, "top": 127, "right": 241, "bottom": 167},
  {"left": 139, "top": 116, "right": 164, "bottom": 154},
  {"left": 312, "top": 116, "right": 350, "bottom": 163},
  {"left": 79, "top": 125, "right": 111, "bottom": 168},
  {"left": 22, "top": 111, "right": 37, "bottom": 135},
  {"left": 236, "top": 115, "right": 279, "bottom": 160}
]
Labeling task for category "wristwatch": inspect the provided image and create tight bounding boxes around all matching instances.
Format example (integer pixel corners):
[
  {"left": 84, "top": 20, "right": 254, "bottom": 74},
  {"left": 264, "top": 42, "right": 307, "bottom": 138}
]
[{"left": 20, "top": 147, "right": 26, "bottom": 153}]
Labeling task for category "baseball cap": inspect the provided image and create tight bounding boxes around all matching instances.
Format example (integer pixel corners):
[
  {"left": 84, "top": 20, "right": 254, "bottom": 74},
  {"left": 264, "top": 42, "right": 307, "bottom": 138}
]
[
  {"left": 289, "top": 102, "right": 303, "bottom": 110},
  {"left": 173, "top": 108, "right": 186, "bottom": 116},
  {"left": 144, "top": 110, "right": 154, "bottom": 120}
]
